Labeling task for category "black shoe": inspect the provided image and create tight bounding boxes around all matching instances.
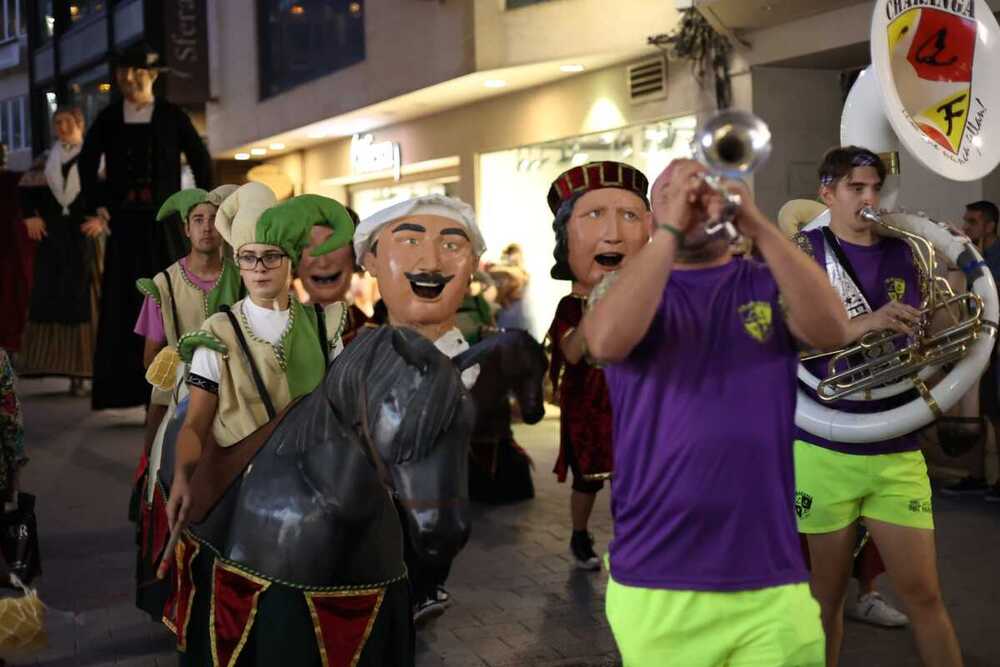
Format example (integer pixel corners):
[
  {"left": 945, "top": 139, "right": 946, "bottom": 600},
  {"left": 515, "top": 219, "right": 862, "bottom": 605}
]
[
  {"left": 570, "top": 531, "right": 601, "bottom": 571},
  {"left": 434, "top": 585, "right": 452, "bottom": 608},
  {"left": 413, "top": 596, "right": 445, "bottom": 625},
  {"left": 939, "top": 477, "right": 989, "bottom": 496}
]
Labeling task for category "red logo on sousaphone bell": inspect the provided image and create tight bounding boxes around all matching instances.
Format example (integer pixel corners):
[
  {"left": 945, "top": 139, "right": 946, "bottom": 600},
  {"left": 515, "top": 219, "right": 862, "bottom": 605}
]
[{"left": 888, "top": 7, "right": 977, "bottom": 154}]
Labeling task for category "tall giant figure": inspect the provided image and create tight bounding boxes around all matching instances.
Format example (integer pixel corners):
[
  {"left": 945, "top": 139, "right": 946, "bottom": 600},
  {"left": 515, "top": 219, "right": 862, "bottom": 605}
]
[{"left": 79, "top": 42, "right": 213, "bottom": 410}]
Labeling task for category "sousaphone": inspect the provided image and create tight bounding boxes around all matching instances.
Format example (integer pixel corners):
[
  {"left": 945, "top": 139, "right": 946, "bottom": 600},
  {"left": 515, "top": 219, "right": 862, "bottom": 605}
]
[{"left": 794, "top": 0, "right": 1000, "bottom": 443}]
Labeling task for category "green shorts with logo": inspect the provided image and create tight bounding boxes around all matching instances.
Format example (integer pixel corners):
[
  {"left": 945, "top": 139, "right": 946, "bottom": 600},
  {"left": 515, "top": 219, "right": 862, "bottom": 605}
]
[
  {"left": 605, "top": 575, "right": 824, "bottom": 667},
  {"left": 793, "top": 440, "right": 934, "bottom": 533}
]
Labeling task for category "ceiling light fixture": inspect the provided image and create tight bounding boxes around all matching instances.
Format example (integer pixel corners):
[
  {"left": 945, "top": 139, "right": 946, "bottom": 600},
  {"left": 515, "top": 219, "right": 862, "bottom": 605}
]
[
  {"left": 234, "top": 153, "right": 251, "bottom": 161},
  {"left": 269, "top": 142, "right": 286, "bottom": 150},
  {"left": 560, "top": 64, "right": 585, "bottom": 73},
  {"left": 250, "top": 147, "right": 267, "bottom": 156},
  {"left": 484, "top": 79, "right": 507, "bottom": 89}
]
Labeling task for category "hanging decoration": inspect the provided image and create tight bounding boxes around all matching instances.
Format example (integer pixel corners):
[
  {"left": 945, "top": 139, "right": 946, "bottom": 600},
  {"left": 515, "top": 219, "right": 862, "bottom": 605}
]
[{"left": 649, "top": 8, "right": 734, "bottom": 109}]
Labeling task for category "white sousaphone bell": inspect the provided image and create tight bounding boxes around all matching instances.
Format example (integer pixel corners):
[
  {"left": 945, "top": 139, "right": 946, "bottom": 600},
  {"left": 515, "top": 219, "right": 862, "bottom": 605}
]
[{"left": 791, "top": 0, "right": 1000, "bottom": 443}]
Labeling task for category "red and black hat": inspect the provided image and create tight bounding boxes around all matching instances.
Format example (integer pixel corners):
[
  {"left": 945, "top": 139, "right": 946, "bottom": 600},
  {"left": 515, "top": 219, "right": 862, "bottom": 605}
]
[{"left": 547, "top": 161, "right": 649, "bottom": 214}]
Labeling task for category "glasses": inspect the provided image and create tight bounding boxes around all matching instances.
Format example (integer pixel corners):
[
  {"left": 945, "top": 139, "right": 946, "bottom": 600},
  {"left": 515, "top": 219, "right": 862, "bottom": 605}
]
[{"left": 236, "top": 252, "right": 286, "bottom": 270}]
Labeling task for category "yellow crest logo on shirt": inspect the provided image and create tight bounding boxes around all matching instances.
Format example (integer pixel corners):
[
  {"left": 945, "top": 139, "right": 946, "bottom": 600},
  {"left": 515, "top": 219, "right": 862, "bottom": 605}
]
[
  {"left": 885, "top": 277, "right": 906, "bottom": 302},
  {"left": 738, "top": 301, "right": 773, "bottom": 343}
]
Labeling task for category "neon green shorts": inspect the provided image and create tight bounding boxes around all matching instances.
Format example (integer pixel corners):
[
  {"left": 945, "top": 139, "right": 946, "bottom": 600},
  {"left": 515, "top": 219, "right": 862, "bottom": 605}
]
[
  {"left": 794, "top": 440, "right": 934, "bottom": 533},
  {"left": 605, "top": 576, "right": 824, "bottom": 667}
]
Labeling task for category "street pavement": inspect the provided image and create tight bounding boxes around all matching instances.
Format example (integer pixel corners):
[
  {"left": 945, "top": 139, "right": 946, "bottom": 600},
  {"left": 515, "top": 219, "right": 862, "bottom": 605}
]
[{"left": 5, "top": 376, "right": 1000, "bottom": 666}]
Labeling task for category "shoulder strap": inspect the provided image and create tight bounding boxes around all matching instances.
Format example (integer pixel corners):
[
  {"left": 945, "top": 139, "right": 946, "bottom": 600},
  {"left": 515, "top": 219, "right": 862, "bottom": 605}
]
[
  {"left": 315, "top": 303, "right": 329, "bottom": 367},
  {"left": 821, "top": 227, "right": 873, "bottom": 305},
  {"left": 161, "top": 270, "right": 182, "bottom": 344},
  {"left": 221, "top": 304, "right": 277, "bottom": 420}
]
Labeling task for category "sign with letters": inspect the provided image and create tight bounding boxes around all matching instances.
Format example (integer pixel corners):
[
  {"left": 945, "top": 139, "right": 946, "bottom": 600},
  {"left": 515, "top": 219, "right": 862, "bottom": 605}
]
[
  {"left": 872, "top": 0, "right": 1000, "bottom": 180},
  {"left": 164, "top": 0, "right": 210, "bottom": 105},
  {"left": 350, "top": 133, "right": 402, "bottom": 181}
]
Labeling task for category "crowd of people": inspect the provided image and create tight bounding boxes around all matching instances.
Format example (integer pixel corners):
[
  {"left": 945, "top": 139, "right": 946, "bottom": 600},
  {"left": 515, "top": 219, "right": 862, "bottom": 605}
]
[{"left": 2, "top": 39, "right": 1000, "bottom": 667}]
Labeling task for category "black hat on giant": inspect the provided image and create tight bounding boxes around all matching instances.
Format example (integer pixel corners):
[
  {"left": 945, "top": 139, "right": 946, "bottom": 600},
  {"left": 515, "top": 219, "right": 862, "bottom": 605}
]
[{"left": 112, "top": 42, "right": 168, "bottom": 70}]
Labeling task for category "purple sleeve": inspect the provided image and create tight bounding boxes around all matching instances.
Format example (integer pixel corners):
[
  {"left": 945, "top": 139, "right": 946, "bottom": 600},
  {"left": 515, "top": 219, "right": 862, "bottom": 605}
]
[{"left": 134, "top": 295, "right": 167, "bottom": 344}]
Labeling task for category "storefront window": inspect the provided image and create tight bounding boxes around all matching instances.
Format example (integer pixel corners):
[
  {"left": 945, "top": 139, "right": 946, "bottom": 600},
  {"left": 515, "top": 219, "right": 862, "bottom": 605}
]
[
  {"left": 66, "top": 64, "right": 112, "bottom": 129},
  {"left": 36, "top": 89, "right": 57, "bottom": 147},
  {"left": 477, "top": 115, "right": 697, "bottom": 340},
  {"left": 258, "top": 0, "right": 365, "bottom": 99},
  {"left": 68, "top": 0, "right": 105, "bottom": 25},
  {"left": 506, "top": 0, "right": 552, "bottom": 8},
  {"left": 35, "top": 0, "right": 54, "bottom": 45},
  {"left": 0, "top": 95, "right": 29, "bottom": 151},
  {"left": 349, "top": 176, "right": 456, "bottom": 221},
  {"left": 1, "top": 0, "right": 25, "bottom": 41}
]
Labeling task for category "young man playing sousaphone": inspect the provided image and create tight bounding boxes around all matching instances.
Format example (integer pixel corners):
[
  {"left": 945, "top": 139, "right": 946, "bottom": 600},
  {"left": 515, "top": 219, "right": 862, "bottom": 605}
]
[
  {"left": 131, "top": 184, "right": 240, "bottom": 618},
  {"left": 545, "top": 161, "right": 651, "bottom": 570},
  {"left": 581, "top": 159, "right": 852, "bottom": 666},
  {"left": 793, "top": 147, "right": 963, "bottom": 666},
  {"left": 353, "top": 193, "right": 486, "bottom": 623}
]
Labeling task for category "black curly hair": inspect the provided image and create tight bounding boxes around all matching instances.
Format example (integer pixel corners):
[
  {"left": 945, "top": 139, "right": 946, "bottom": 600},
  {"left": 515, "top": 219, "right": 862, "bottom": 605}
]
[{"left": 550, "top": 192, "right": 585, "bottom": 281}]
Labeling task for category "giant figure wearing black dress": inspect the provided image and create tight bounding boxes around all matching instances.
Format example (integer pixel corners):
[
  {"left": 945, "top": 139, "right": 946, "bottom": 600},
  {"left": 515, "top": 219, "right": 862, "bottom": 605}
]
[
  {"left": 78, "top": 43, "right": 213, "bottom": 410},
  {"left": 18, "top": 106, "right": 103, "bottom": 392}
]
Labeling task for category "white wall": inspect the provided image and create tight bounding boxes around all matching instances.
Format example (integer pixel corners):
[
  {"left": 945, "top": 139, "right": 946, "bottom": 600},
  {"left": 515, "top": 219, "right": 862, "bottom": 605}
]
[{"left": 751, "top": 67, "right": 842, "bottom": 219}]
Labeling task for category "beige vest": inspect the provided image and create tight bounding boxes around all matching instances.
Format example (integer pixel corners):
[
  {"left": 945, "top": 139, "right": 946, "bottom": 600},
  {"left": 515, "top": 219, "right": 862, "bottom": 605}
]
[
  {"left": 149, "top": 262, "right": 225, "bottom": 406},
  {"left": 154, "top": 262, "right": 217, "bottom": 348},
  {"left": 202, "top": 299, "right": 346, "bottom": 447}
]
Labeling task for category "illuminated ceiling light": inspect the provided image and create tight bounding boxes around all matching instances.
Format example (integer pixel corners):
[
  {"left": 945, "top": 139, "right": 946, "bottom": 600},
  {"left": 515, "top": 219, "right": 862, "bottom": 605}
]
[
  {"left": 234, "top": 152, "right": 251, "bottom": 161},
  {"left": 308, "top": 128, "right": 329, "bottom": 139},
  {"left": 348, "top": 2, "right": 361, "bottom": 16},
  {"left": 98, "top": 83, "right": 111, "bottom": 93},
  {"left": 484, "top": 79, "right": 507, "bottom": 89},
  {"left": 290, "top": 4, "right": 304, "bottom": 15},
  {"left": 269, "top": 142, "right": 286, "bottom": 150},
  {"left": 250, "top": 147, "right": 267, "bottom": 156},
  {"left": 560, "top": 64, "right": 585, "bottom": 73},
  {"left": 571, "top": 153, "right": 589, "bottom": 166}
]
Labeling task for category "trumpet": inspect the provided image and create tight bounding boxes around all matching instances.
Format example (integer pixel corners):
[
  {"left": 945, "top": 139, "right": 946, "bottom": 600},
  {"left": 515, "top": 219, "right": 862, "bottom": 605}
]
[{"left": 692, "top": 110, "right": 773, "bottom": 240}]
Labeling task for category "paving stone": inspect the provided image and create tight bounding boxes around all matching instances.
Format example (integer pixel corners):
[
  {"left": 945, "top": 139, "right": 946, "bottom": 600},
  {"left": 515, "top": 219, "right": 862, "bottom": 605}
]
[{"left": 14, "top": 378, "right": 1000, "bottom": 667}]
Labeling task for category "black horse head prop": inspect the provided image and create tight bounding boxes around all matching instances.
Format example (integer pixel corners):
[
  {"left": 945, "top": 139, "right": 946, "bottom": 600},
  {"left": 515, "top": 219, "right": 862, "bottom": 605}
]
[
  {"left": 456, "top": 329, "right": 548, "bottom": 425},
  {"left": 329, "top": 326, "right": 474, "bottom": 566},
  {"left": 183, "top": 325, "right": 473, "bottom": 587}
]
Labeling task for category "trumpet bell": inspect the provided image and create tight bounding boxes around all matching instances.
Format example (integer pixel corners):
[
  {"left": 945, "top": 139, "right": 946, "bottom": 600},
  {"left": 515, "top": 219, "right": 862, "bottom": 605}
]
[{"left": 694, "top": 110, "right": 772, "bottom": 179}]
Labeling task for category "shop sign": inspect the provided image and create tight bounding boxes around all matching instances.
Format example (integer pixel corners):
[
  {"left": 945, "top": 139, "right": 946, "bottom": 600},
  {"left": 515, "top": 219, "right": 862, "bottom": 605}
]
[
  {"left": 164, "top": 0, "right": 211, "bottom": 104},
  {"left": 351, "top": 133, "right": 401, "bottom": 181}
]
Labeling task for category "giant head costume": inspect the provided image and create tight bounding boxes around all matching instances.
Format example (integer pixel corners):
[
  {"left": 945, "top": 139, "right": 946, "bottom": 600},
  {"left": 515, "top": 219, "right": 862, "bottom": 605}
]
[
  {"left": 354, "top": 194, "right": 485, "bottom": 338},
  {"left": 548, "top": 161, "right": 651, "bottom": 290}
]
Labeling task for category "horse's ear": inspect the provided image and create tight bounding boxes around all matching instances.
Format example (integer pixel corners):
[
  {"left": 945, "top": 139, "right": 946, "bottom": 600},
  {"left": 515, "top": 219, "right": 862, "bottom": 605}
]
[
  {"left": 454, "top": 337, "right": 499, "bottom": 371},
  {"left": 390, "top": 328, "right": 430, "bottom": 373}
]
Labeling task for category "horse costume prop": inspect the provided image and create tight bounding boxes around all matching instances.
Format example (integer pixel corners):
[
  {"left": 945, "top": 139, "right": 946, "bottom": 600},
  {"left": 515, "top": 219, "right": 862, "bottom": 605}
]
[
  {"left": 467, "top": 329, "right": 547, "bottom": 503},
  {"left": 157, "top": 326, "right": 483, "bottom": 666}
]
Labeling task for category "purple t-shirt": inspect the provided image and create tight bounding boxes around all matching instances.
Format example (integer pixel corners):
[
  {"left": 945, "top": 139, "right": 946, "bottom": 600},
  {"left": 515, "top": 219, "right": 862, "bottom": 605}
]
[
  {"left": 604, "top": 258, "right": 807, "bottom": 592},
  {"left": 795, "top": 229, "right": 921, "bottom": 456},
  {"left": 134, "top": 258, "right": 218, "bottom": 344}
]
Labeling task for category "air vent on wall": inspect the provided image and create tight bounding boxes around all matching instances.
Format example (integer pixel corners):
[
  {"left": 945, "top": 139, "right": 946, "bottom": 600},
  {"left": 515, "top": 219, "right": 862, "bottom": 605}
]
[{"left": 627, "top": 57, "right": 667, "bottom": 103}]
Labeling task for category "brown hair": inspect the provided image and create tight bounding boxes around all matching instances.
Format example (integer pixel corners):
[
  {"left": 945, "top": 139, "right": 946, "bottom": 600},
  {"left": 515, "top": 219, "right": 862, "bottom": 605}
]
[{"left": 53, "top": 105, "right": 85, "bottom": 128}]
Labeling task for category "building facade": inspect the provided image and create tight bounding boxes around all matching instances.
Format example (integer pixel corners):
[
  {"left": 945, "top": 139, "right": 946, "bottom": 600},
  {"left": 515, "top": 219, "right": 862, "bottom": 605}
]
[
  {"left": 67, "top": 0, "right": 997, "bottom": 337},
  {"left": 25, "top": 0, "right": 212, "bottom": 164},
  {"left": 0, "top": 0, "right": 30, "bottom": 171}
]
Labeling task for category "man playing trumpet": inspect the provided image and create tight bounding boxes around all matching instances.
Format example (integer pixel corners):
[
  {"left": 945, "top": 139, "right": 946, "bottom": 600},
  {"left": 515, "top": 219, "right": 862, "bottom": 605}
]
[{"left": 580, "top": 158, "right": 850, "bottom": 666}]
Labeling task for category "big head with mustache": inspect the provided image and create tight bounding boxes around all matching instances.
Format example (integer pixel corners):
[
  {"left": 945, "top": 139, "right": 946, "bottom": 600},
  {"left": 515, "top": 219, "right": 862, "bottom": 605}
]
[
  {"left": 549, "top": 161, "right": 652, "bottom": 292},
  {"left": 357, "top": 195, "right": 485, "bottom": 343}
]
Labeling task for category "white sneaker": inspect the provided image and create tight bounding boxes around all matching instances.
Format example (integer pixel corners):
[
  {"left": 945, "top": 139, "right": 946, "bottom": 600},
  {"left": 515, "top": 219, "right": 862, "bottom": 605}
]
[{"left": 846, "top": 592, "right": 909, "bottom": 627}]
